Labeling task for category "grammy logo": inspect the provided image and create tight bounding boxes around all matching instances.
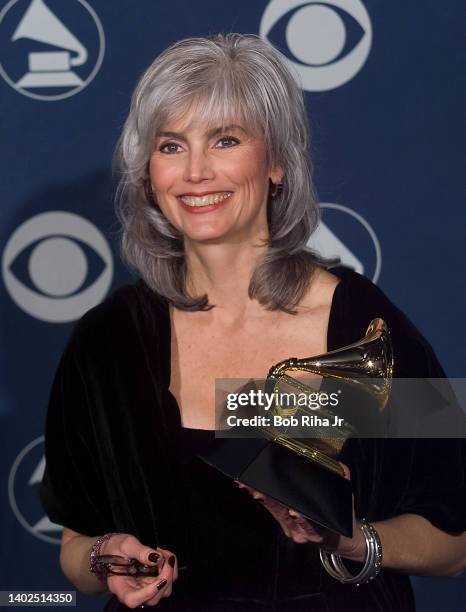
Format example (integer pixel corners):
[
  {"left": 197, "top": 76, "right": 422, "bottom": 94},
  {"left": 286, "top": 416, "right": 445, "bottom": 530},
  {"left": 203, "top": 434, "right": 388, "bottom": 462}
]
[{"left": 13, "top": 0, "right": 87, "bottom": 88}]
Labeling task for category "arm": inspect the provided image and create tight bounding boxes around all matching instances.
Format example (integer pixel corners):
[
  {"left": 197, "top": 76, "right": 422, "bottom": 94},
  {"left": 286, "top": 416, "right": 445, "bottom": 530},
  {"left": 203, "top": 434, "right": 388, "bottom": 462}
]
[
  {"left": 370, "top": 515, "right": 466, "bottom": 577},
  {"left": 59, "top": 528, "right": 106, "bottom": 595},
  {"left": 59, "top": 527, "right": 179, "bottom": 606},
  {"left": 240, "top": 463, "right": 466, "bottom": 578}
]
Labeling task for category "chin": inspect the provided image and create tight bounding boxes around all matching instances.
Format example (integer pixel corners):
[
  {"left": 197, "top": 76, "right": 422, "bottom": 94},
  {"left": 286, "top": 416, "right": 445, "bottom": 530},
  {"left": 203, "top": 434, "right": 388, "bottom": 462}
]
[
  {"left": 184, "top": 229, "right": 231, "bottom": 244},
  {"left": 179, "top": 218, "right": 234, "bottom": 242}
]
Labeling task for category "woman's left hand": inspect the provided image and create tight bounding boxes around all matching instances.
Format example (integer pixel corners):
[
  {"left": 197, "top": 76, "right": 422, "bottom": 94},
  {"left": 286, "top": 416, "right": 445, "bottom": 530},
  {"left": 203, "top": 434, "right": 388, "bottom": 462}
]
[{"left": 237, "top": 462, "right": 366, "bottom": 561}]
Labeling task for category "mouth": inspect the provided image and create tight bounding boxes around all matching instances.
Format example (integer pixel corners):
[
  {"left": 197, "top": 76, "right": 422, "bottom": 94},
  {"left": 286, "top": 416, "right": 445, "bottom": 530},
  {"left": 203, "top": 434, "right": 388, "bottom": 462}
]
[{"left": 178, "top": 192, "right": 233, "bottom": 208}]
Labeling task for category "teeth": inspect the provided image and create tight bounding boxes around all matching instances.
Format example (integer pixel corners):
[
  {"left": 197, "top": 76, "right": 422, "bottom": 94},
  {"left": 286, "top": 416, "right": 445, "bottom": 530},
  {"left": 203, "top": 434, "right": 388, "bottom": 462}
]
[{"left": 180, "top": 192, "right": 232, "bottom": 207}]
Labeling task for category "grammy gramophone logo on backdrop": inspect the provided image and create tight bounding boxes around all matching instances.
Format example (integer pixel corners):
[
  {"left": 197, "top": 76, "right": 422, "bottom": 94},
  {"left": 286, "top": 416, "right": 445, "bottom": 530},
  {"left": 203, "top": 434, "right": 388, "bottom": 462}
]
[
  {"left": 0, "top": 0, "right": 105, "bottom": 100},
  {"left": 8, "top": 436, "right": 62, "bottom": 545}
]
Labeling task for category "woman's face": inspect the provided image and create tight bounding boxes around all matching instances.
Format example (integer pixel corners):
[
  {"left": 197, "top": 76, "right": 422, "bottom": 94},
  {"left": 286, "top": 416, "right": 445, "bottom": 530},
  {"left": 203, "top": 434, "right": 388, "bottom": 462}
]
[{"left": 148, "top": 115, "right": 282, "bottom": 244}]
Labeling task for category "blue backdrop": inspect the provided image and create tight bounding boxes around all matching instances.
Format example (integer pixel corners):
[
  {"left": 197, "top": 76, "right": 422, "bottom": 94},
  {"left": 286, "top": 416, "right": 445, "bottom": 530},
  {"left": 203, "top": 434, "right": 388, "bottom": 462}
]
[{"left": 1, "top": 1, "right": 464, "bottom": 610}]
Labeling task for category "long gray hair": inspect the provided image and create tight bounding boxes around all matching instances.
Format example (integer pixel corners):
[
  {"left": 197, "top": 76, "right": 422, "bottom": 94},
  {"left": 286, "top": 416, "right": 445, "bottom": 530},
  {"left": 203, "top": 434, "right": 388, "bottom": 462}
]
[{"left": 115, "top": 33, "right": 326, "bottom": 313}]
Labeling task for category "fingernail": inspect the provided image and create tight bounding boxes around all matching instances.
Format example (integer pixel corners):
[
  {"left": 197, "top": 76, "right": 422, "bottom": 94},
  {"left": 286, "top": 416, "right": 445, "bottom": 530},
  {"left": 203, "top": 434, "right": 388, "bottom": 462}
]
[
  {"left": 168, "top": 555, "right": 176, "bottom": 568},
  {"left": 148, "top": 552, "right": 160, "bottom": 562},
  {"left": 156, "top": 578, "right": 168, "bottom": 591}
]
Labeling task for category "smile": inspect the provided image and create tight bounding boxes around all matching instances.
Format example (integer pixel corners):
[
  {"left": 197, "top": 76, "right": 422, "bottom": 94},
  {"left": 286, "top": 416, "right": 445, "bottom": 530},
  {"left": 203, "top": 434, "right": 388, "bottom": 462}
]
[{"left": 179, "top": 192, "right": 233, "bottom": 207}]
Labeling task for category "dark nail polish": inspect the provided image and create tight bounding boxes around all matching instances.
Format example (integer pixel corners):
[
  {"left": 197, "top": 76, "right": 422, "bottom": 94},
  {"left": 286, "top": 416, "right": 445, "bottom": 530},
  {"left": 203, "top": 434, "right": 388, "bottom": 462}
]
[
  {"left": 168, "top": 555, "right": 176, "bottom": 568},
  {"left": 148, "top": 552, "right": 160, "bottom": 562},
  {"left": 156, "top": 578, "right": 168, "bottom": 591}
]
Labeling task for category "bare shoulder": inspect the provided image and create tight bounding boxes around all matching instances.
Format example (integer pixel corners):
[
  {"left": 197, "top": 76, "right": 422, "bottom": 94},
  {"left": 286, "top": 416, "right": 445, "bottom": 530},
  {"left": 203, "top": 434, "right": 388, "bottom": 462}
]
[{"left": 297, "top": 266, "right": 341, "bottom": 312}]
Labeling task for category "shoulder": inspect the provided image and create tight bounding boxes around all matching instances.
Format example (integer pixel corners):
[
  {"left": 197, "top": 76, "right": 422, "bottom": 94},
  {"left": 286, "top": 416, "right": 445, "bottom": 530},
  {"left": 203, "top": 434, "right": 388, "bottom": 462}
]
[
  {"left": 328, "top": 266, "right": 445, "bottom": 377},
  {"left": 70, "top": 280, "right": 168, "bottom": 351},
  {"left": 296, "top": 266, "right": 340, "bottom": 316}
]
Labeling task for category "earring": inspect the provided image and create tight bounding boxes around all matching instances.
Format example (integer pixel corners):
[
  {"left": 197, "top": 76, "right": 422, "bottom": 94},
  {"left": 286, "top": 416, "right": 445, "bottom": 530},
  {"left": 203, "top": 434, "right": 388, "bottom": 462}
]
[
  {"left": 270, "top": 181, "right": 283, "bottom": 198},
  {"left": 144, "top": 179, "right": 154, "bottom": 203}
]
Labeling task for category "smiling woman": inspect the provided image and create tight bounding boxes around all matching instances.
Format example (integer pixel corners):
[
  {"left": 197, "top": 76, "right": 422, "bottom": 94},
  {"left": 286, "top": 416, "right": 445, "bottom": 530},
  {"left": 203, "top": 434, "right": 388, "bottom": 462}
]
[
  {"left": 40, "top": 33, "right": 465, "bottom": 612},
  {"left": 114, "top": 33, "right": 326, "bottom": 312}
]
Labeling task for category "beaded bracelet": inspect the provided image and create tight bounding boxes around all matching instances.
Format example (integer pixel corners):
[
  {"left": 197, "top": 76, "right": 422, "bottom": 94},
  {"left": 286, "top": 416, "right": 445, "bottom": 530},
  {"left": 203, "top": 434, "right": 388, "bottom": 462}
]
[
  {"left": 90, "top": 533, "right": 117, "bottom": 583},
  {"left": 319, "top": 519, "right": 383, "bottom": 586}
]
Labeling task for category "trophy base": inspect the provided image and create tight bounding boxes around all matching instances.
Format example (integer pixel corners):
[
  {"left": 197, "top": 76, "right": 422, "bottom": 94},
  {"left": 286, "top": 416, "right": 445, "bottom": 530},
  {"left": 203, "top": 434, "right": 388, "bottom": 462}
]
[{"left": 199, "top": 435, "right": 354, "bottom": 537}]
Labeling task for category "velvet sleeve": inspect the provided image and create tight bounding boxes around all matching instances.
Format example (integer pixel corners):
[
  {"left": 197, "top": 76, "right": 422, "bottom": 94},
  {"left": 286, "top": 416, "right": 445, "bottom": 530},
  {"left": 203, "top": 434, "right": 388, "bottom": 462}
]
[
  {"left": 333, "top": 268, "right": 466, "bottom": 535},
  {"left": 39, "top": 332, "right": 115, "bottom": 537},
  {"left": 376, "top": 323, "right": 465, "bottom": 534}
]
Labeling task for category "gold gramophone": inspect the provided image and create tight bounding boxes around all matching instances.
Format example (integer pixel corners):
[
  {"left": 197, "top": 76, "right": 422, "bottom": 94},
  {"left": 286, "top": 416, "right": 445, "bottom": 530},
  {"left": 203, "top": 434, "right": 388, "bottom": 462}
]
[
  {"left": 264, "top": 318, "right": 393, "bottom": 477},
  {"left": 200, "top": 318, "right": 393, "bottom": 536}
]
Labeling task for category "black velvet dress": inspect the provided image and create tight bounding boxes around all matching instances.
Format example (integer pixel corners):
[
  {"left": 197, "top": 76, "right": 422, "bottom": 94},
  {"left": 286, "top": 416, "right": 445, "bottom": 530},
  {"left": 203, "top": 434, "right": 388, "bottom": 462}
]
[{"left": 39, "top": 266, "right": 465, "bottom": 611}]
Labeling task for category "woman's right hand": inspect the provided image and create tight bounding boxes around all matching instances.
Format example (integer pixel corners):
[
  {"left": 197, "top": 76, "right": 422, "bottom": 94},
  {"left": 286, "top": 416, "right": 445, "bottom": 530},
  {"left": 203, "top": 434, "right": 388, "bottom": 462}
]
[{"left": 101, "top": 533, "right": 178, "bottom": 608}]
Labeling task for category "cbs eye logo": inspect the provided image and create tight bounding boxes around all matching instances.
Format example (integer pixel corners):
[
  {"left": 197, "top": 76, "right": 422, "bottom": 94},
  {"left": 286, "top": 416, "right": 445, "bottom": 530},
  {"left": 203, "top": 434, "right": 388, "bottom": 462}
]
[
  {"left": 2, "top": 211, "right": 113, "bottom": 323},
  {"left": 260, "top": 0, "right": 372, "bottom": 91}
]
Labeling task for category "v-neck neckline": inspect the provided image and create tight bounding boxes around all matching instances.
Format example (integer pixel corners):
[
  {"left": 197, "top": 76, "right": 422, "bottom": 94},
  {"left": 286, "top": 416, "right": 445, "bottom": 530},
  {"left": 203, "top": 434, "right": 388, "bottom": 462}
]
[{"left": 139, "top": 266, "right": 351, "bottom": 432}]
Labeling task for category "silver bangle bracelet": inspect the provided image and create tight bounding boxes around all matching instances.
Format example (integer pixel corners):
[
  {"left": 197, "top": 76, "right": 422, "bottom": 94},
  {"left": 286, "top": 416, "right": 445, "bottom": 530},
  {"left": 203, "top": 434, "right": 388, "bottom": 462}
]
[{"left": 319, "top": 519, "right": 383, "bottom": 586}]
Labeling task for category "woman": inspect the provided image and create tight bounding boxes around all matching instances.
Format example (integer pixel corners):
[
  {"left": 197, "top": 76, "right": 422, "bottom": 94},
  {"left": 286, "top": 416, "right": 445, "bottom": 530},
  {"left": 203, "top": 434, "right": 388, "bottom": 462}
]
[{"left": 40, "top": 33, "right": 465, "bottom": 611}]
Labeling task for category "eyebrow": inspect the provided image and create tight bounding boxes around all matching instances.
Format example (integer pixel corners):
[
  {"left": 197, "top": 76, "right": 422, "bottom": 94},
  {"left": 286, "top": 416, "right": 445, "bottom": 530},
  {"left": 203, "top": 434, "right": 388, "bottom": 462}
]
[{"left": 156, "top": 124, "right": 247, "bottom": 141}]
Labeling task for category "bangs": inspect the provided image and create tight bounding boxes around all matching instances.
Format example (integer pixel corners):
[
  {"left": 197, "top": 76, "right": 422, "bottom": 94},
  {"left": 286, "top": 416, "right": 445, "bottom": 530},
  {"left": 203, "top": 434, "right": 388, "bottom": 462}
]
[{"left": 156, "top": 70, "right": 266, "bottom": 140}]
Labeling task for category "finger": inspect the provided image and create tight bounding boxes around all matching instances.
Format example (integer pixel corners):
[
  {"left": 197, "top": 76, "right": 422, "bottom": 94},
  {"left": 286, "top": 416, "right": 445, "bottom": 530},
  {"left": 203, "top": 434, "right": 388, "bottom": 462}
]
[
  {"left": 117, "top": 535, "right": 162, "bottom": 568},
  {"left": 287, "top": 510, "right": 321, "bottom": 535},
  {"left": 263, "top": 503, "right": 298, "bottom": 536},
  {"left": 241, "top": 486, "right": 327, "bottom": 544},
  {"left": 262, "top": 498, "right": 291, "bottom": 520},
  {"left": 108, "top": 575, "right": 161, "bottom": 609},
  {"left": 143, "top": 549, "right": 177, "bottom": 606},
  {"left": 144, "top": 577, "right": 171, "bottom": 607},
  {"left": 293, "top": 519, "right": 324, "bottom": 542},
  {"left": 138, "top": 575, "right": 171, "bottom": 608},
  {"left": 235, "top": 481, "right": 267, "bottom": 500},
  {"left": 338, "top": 461, "right": 351, "bottom": 481},
  {"left": 276, "top": 507, "right": 325, "bottom": 543},
  {"left": 242, "top": 490, "right": 323, "bottom": 542},
  {"left": 251, "top": 491, "right": 266, "bottom": 501},
  {"left": 155, "top": 548, "right": 177, "bottom": 583},
  {"left": 236, "top": 482, "right": 262, "bottom": 498},
  {"left": 169, "top": 553, "right": 178, "bottom": 582}
]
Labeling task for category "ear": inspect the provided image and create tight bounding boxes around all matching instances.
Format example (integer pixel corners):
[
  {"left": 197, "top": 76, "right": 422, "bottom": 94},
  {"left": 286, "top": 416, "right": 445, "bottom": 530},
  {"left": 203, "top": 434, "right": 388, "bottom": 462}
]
[{"left": 269, "top": 164, "right": 284, "bottom": 184}]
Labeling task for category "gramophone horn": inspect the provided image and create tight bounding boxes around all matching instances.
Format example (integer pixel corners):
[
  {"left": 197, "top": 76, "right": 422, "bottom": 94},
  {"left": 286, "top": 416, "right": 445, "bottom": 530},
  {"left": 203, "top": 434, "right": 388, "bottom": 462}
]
[
  {"left": 264, "top": 318, "right": 394, "bottom": 476},
  {"left": 12, "top": 0, "right": 88, "bottom": 66},
  {"left": 266, "top": 318, "right": 393, "bottom": 406}
]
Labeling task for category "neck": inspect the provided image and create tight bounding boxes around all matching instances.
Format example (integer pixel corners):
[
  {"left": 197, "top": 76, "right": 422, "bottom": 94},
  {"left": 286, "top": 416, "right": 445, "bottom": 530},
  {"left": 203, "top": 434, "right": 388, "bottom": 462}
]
[{"left": 184, "top": 236, "right": 268, "bottom": 322}]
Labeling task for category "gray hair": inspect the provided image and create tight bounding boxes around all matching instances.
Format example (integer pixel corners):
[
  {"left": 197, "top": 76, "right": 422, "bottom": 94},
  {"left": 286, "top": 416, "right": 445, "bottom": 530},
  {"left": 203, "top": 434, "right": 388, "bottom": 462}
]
[{"left": 115, "top": 32, "right": 328, "bottom": 312}]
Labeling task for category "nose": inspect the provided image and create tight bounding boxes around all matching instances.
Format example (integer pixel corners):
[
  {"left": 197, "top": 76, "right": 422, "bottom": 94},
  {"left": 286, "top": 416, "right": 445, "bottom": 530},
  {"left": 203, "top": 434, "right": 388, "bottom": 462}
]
[{"left": 182, "top": 147, "right": 215, "bottom": 183}]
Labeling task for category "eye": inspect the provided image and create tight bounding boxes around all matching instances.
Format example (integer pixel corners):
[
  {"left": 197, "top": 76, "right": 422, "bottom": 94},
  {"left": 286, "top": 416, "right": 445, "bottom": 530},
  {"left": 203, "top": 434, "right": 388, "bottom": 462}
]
[
  {"left": 159, "top": 142, "right": 183, "bottom": 154},
  {"left": 2, "top": 211, "right": 113, "bottom": 323},
  {"left": 260, "top": 0, "right": 372, "bottom": 91},
  {"left": 158, "top": 136, "right": 240, "bottom": 153},
  {"left": 216, "top": 136, "right": 240, "bottom": 148}
]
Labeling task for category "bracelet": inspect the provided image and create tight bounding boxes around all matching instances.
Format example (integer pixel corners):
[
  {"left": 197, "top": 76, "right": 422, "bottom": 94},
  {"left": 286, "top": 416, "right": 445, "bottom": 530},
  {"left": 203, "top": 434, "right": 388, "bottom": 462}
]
[
  {"left": 90, "top": 533, "right": 117, "bottom": 582},
  {"left": 319, "top": 519, "right": 383, "bottom": 586}
]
